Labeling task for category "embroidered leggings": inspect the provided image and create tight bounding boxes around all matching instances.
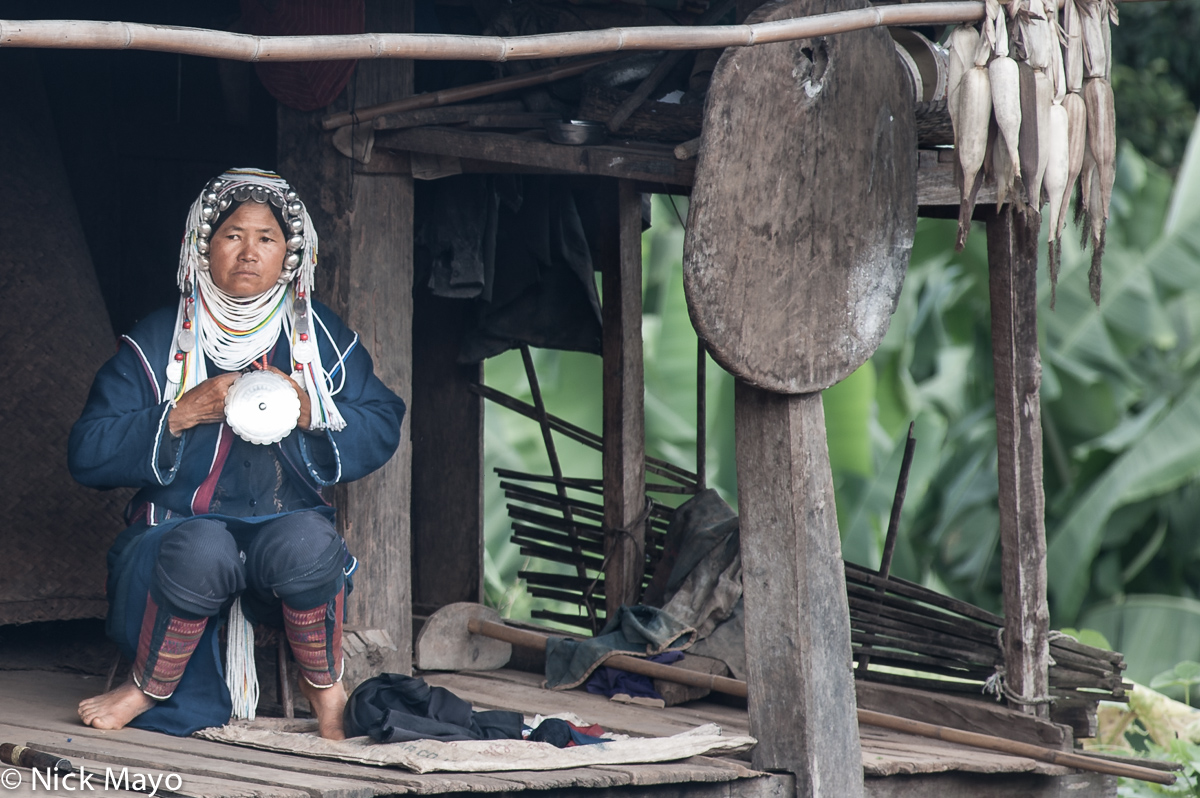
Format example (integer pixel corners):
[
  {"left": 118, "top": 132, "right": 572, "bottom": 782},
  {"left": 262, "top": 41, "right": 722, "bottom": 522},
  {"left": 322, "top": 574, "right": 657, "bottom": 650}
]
[{"left": 133, "top": 511, "right": 346, "bottom": 698}]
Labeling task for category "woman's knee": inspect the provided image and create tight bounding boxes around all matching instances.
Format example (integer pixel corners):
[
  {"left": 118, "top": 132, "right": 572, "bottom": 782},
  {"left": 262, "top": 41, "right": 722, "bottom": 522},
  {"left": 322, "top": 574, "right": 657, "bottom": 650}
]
[
  {"left": 246, "top": 511, "right": 345, "bottom": 604},
  {"left": 153, "top": 519, "right": 245, "bottom": 616}
]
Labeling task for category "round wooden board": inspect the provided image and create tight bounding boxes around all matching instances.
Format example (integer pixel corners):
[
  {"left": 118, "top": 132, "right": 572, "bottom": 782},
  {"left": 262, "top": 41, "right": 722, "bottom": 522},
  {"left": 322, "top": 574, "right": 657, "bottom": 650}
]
[
  {"left": 414, "top": 602, "right": 512, "bottom": 672},
  {"left": 683, "top": 0, "right": 918, "bottom": 394}
]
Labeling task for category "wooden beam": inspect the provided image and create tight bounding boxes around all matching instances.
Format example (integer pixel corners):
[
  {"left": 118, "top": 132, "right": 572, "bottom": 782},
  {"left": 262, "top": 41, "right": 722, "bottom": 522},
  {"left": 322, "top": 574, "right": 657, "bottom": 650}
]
[
  {"left": 276, "top": 0, "right": 415, "bottom": 683},
  {"left": 986, "top": 205, "right": 1050, "bottom": 718},
  {"left": 410, "top": 293, "right": 483, "bottom": 618},
  {"left": 375, "top": 127, "right": 694, "bottom": 186},
  {"left": 735, "top": 384, "right": 864, "bottom": 797},
  {"left": 602, "top": 180, "right": 647, "bottom": 615}
]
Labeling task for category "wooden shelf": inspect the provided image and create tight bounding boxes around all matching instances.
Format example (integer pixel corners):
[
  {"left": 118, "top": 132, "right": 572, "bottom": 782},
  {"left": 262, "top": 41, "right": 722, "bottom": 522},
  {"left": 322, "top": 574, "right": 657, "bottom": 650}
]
[{"left": 372, "top": 126, "right": 993, "bottom": 211}]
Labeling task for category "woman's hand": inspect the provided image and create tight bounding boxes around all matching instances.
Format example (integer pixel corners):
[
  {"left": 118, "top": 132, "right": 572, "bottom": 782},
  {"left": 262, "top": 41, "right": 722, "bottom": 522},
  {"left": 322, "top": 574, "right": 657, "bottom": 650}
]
[
  {"left": 168, "top": 373, "right": 240, "bottom": 436},
  {"left": 258, "top": 365, "right": 312, "bottom": 432}
]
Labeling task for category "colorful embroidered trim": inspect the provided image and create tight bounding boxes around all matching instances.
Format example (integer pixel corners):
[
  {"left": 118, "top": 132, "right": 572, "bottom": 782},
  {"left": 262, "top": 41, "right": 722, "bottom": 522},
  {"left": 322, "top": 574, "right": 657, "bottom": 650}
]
[
  {"left": 282, "top": 588, "right": 343, "bottom": 689},
  {"left": 133, "top": 592, "right": 208, "bottom": 700}
]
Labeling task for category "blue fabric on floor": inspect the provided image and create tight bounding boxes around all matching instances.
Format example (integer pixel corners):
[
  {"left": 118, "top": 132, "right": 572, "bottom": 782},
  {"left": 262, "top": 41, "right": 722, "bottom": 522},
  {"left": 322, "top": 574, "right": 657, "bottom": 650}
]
[{"left": 585, "top": 651, "right": 684, "bottom": 700}]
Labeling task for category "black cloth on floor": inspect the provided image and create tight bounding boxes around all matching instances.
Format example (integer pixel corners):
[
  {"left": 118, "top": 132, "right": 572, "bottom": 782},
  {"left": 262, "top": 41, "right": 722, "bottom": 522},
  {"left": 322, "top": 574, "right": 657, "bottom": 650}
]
[{"left": 343, "top": 673, "right": 524, "bottom": 743}]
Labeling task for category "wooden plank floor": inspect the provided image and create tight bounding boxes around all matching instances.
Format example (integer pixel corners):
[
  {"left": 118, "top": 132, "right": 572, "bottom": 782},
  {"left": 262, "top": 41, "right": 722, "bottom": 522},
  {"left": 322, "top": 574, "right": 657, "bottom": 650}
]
[
  {"left": 420, "top": 669, "right": 1073, "bottom": 778},
  {"left": 0, "top": 669, "right": 1113, "bottom": 798},
  {"left": 0, "top": 670, "right": 775, "bottom": 798}
]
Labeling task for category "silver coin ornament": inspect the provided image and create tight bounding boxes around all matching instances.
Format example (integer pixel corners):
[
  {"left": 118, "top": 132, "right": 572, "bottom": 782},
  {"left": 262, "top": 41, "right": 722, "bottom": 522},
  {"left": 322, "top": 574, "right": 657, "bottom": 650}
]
[
  {"left": 224, "top": 370, "right": 302, "bottom": 445},
  {"left": 292, "top": 340, "right": 316, "bottom": 365},
  {"left": 176, "top": 329, "right": 195, "bottom": 352},
  {"left": 166, "top": 360, "right": 184, "bottom": 384}
]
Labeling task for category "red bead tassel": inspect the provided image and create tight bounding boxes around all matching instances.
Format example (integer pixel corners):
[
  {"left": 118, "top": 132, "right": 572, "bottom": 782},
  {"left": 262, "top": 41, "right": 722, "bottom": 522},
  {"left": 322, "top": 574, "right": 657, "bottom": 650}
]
[
  {"left": 282, "top": 588, "right": 343, "bottom": 688},
  {"left": 133, "top": 592, "right": 208, "bottom": 700}
]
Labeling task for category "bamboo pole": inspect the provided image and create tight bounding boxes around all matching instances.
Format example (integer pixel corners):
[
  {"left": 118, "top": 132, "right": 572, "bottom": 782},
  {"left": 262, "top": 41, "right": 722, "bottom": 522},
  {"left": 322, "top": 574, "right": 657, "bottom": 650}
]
[
  {"left": 0, "top": 6, "right": 984, "bottom": 66},
  {"left": 462, "top": 616, "right": 1174, "bottom": 785}
]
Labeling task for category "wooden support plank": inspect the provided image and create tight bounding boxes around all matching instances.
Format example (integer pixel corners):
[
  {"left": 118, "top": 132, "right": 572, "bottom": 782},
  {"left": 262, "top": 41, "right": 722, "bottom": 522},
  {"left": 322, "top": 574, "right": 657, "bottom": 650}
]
[
  {"left": 985, "top": 206, "right": 1051, "bottom": 718},
  {"left": 411, "top": 292, "right": 484, "bottom": 618},
  {"left": 602, "top": 179, "right": 648, "bottom": 615},
  {"left": 375, "top": 127, "right": 694, "bottom": 186},
  {"left": 854, "top": 681, "right": 1068, "bottom": 749},
  {"left": 863, "top": 772, "right": 1116, "bottom": 798},
  {"left": 735, "top": 385, "right": 864, "bottom": 797},
  {"left": 277, "top": 0, "right": 415, "bottom": 681}
]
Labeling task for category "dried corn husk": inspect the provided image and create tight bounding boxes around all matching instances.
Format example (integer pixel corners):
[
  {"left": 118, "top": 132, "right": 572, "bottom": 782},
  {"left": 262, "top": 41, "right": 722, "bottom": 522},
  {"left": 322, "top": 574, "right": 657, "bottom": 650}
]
[
  {"left": 990, "top": 54, "right": 1023, "bottom": 180},
  {"left": 1033, "top": 69, "right": 1053, "bottom": 210},
  {"left": 1044, "top": 102, "right": 1070, "bottom": 305},
  {"left": 957, "top": 65, "right": 993, "bottom": 249},
  {"left": 1080, "top": 0, "right": 1109, "bottom": 79},
  {"left": 993, "top": 128, "right": 1017, "bottom": 208},
  {"left": 1063, "top": 0, "right": 1085, "bottom": 93},
  {"left": 1061, "top": 91, "right": 1088, "bottom": 238},
  {"left": 1024, "top": 0, "right": 1055, "bottom": 71},
  {"left": 948, "top": 25, "right": 982, "bottom": 127},
  {"left": 1084, "top": 76, "right": 1116, "bottom": 231}
]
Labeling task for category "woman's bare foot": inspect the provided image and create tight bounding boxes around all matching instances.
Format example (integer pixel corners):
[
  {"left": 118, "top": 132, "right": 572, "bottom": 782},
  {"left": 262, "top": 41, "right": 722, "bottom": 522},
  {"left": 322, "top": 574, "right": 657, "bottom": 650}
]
[
  {"left": 299, "top": 677, "right": 347, "bottom": 740},
  {"left": 78, "top": 678, "right": 156, "bottom": 730}
]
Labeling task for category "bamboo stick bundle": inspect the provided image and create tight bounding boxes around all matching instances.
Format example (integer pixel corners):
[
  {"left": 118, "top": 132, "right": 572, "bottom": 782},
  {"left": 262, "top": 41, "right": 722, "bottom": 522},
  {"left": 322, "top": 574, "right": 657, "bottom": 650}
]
[
  {"left": 501, "top": 480, "right": 676, "bottom": 524},
  {"left": 845, "top": 564, "right": 1128, "bottom": 701}
]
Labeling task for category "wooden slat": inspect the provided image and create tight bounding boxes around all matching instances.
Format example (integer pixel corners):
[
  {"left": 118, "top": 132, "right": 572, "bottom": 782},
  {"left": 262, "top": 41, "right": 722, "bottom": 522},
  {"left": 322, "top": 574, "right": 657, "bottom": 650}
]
[
  {"left": 602, "top": 179, "right": 648, "bottom": 614},
  {"left": 986, "top": 206, "right": 1051, "bottom": 717},
  {"left": 411, "top": 293, "right": 484, "bottom": 618},
  {"left": 915, "top": 151, "right": 998, "bottom": 209},
  {"left": 0, "top": 673, "right": 530, "bottom": 796},
  {"left": 375, "top": 127, "right": 695, "bottom": 186},
  {"left": 277, "top": 0, "right": 415, "bottom": 681},
  {"left": 854, "top": 681, "right": 1068, "bottom": 749},
  {"left": 0, "top": 726, "right": 307, "bottom": 798},
  {"left": 735, "top": 385, "right": 863, "bottom": 795}
]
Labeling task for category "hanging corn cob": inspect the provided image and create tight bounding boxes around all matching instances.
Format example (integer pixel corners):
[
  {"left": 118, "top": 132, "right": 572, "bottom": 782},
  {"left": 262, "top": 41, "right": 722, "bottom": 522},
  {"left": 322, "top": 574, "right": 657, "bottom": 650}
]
[
  {"left": 1075, "top": 0, "right": 1117, "bottom": 304},
  {"left": 947, "top": 0, "right": 997, "bottom": 250},
  {"left": 944, "top": 0, "right": 1115, "bottom": 302}
]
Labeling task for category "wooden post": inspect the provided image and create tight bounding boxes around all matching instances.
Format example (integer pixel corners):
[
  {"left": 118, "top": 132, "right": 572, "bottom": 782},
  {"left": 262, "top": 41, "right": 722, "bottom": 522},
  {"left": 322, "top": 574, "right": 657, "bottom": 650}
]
[
  {"left": 410, "top": 294, "right": 483, "bottom": 618},
  {"left": 602, "top": 179, "right": 647, "bottom": 616},
  {"left": 986, "top": 206, "right": 1050, "bottom": 717},
  {"left": 277, "top": 0, "right": 414, "bottom": 678},
  {"left": 735, "top": 383, "right": 864, "bottom": 798}
]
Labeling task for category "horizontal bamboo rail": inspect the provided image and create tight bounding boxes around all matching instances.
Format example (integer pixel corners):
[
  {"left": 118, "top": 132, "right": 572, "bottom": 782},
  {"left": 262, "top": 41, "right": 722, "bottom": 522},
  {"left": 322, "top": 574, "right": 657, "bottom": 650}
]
[{"left": 0, "top": 6, "right": 984, "bottom": 65}]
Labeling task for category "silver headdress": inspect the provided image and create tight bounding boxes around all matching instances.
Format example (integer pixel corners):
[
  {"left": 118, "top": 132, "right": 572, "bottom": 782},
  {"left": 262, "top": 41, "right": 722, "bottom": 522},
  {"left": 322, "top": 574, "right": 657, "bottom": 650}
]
[{"left": 167, "top": 168, "right": 346, "bottom": 432}]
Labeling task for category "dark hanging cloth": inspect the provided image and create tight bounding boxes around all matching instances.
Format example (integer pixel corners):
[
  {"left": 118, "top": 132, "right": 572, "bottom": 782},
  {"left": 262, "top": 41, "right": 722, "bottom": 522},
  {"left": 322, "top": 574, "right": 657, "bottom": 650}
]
[
  {"left": 343, "top": 673, "right": 524, "bottom": 743},
  {"left": 241, "top": 0, "right": 364, "bottom": 111},
  {"left": 415, "top": 175, "right": 603, "bottom": 363},
  {"left": 544, "top": 605, "right": 695, "bottom": 690}
]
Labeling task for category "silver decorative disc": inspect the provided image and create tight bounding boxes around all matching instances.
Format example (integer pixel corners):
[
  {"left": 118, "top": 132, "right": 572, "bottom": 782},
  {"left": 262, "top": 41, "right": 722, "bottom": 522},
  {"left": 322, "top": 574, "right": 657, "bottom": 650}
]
[
  {"left": 292, "top": 340, "right": 316, "bottom": 365},
  {"left": 166, "top": 360, "right": 184, "bottom": 385},
  {"left": 224, "top": 370, "right": 301, "bottom": 445},
  {"left": 177, "top": 329, "right": 195, "bottom": 352}
]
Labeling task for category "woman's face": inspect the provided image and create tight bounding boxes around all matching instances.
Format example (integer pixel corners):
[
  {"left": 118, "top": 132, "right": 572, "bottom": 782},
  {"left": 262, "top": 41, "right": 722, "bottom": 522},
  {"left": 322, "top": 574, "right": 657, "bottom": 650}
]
[{"left": 208, "top": 201, "right": 286, "bottom": 298}]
